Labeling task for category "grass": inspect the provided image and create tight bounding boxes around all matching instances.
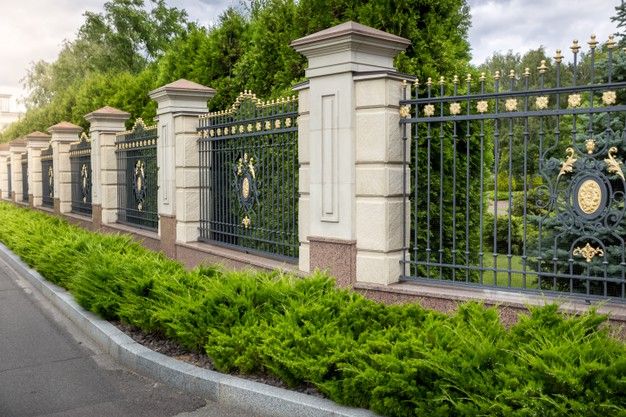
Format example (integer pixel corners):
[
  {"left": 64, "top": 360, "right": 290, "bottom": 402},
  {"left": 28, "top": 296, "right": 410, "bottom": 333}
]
[{"left": 0, "top": 201, "right": 624, "bottom": 417}]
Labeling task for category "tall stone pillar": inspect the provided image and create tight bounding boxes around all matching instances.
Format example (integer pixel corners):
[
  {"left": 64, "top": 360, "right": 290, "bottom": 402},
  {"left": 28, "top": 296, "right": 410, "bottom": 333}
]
[
  {"left": 292, "top": 21, "right": 411, "bottom": 286},
  {"left": 85, "top": 107, "right": 130, "bottom": 228},
  {"left": 9, "top": 138, "right": 26, "bottom": 203},
  {"left": 149, "top": 79, "right": 215, "bottom": 257},
  {"left": 48, "top": 122, "right": 82, "bottom": 214},
  {"left": 0, "top": 144, "right": 9, "bottom": 199},
  {"left": 25, "top": 131, "right": 52, "bottom": 207}
]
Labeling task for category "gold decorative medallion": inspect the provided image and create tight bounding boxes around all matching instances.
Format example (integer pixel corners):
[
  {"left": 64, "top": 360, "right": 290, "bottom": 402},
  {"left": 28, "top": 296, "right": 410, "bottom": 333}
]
[
  {"left": 505, "top": 98, "right": 518, "bottom": 112},
  {"left": 476, "top": 100, "right": 488, "bottom": 113},
  {"left": 242, "top": 177, "right": 250, "bottom": 199},
  {"left": 275, "top": 119, "right": 281, "bottom": 129},
  {"left": 247, "top": 123, "right": 253, "bottom": 132},
  {"left": 423, "top": 104, "right": 435, "bottom": 117},
  {"left": 604, "top": 146, "right": 625, "bottom": 181},
  {"left": 535, "top": 96, "right": 549, "bottom": 109},
  {"left": 585, "top": 138, "right": 596, "bottom": 154},
  {"left": 285, "top": 117, "right": 292, "bottom": 127},
  {"left": 399, "top": 105, "right": 411, "bottom": 118},
  {"left": 573, "top": 243, "right": 604, "bottom": 263},
  {"left": 449, "top": 102, "right": 461, "bottom": 115},
  {"left": 577, "top": 179, "right": 602, "bottom": 215},
  {"left": 265, "top": 121, "right": 271, "bottom": 130},
  {"left": 568, "top": 94, "right": 582, "bottom": 108},
  {"left": 242, "top": 215, "right": 251, "bottom": 229},
  {"left": 256, "top": 122, "right": 262, "bottom": 131},
  {"left": 602, "top": 91, "right": 616, "bottom": 106}
]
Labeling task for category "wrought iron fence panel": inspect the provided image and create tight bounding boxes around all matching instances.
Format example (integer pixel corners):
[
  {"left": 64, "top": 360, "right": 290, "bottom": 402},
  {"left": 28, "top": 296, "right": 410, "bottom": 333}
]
[
  {"left": 70, "top": 133, "right": 92, "bottom": 216},
  {"left": 41, "top": 145, "right": 53, "bottom": 208},
  {"left": 115, "top": 119, "right": 158, "bottom": 231},
  {"left": 198, "top": 91, "right": 299, "bottom": 261},
  {"left": 20, "top": 153, "right": 28, "bottom": 202},
  {"left": 400, "top": 36, "right": 626, "bottom": 300}
]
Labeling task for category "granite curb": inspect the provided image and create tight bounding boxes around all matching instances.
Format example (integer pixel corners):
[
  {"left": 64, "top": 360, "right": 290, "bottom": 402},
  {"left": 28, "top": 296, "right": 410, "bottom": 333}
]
[{"left": 0, "top": 243, "right": 378, "bottom": 417}]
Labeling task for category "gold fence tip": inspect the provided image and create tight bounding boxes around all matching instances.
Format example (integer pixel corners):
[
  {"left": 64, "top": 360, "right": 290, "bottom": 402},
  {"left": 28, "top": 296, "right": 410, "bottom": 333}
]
[
  {"left": 588, "top": 34, "right": 598, "bottom": 49},
  {"left": 466, "top": 73, "right": 472, "bottom": 82},
  {"left": 570, "top": 39, "right": 581, "bottom": 53},
  {"left": 538, "top": 59, "right": 548, "bottom": 73},
  {"left": 402, "top": 79, "right": 407, "bottom": 86},
  {"left": 554, "top": 49, "right": 563, "bottom": 63},
  {"left": 439, "top": 76, "right": 445, "bottom": 85},
  {"left": 453, "top": 75, "right": 459, "bottom": 84},
  {"left": 479, "top": 72, "right": 486, "bottom": 82},
  {"left": 524, "top": 67, "right": 530, "bottom": 77},
  {"left": 426, "top": 77, "right": 433, "bottom": 86},
  {"left": 494, "top": 70, "right": 501, "bottom": 80},
  {"left": 413, "top": 78, "right": 420, "bottom": 87},
  {"left": 509, "top": 69, "right": 515, "bottom": 79},
  {"left": 607, "top": 35, "right": 617, "bottom": 49}
]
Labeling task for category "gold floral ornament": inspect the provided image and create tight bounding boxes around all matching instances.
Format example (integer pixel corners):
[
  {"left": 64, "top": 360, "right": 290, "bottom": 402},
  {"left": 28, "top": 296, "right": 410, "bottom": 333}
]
[
  {"left": 558, "top": 147, "right": 577, "bottom": 180},
  {"left": 505, "top": 98, "right": 518, "bottom": 112},
  {"left": 449, "top": 102, "right": 461, "bottom": 115},
  {"left": 476, "top": 100, "right": 488, "bottom": 113},
  {"left": 239, "top": 125, "right": 245, "bottom": 133},
  {"left": 568, "top": 94, "right": 582, "bottom": 108},
  {"left": 241, "top": 215, "right": 251, "bottom": 229},
  {"left": 399, "top": 105, "right": 411, "bottom": 118},
  {"left": 573, "top": 243, "right": 604, "bottom": 263},
  {"left": 209, "top": 129, "right": 215, "bottom": 137},
  {"left": 285, "top": 118, "right": 292, "bottom": 127},
  {"left": 275, "top": 119, "right": 281, "bottom": 129},
  {"left": 602, "top": 91, "right": 616, "bottom": 106},
  {"left": 605, "top": 146, "right": 625, "bottom": 181},
  {"left": 231, "top": 126, "right": 237, "bottom": 134},
  {"left": 256, "top": 122, "right": 262, "bottom": 131},
  {"left": 247, "top": 124, "right": 253, "bottom": 132},
  {"left": 535, "top": 96, "right": 549, "bottom": 110},
  {"left": 423, "top": 104, "right": 435, "bottom": 117},
  {"left": 585, "top": 138, "right": 596, "bottom": 155},
  {"left": 577, "top": 179, "right": 602, "bottom": 215},
  {"left": 265, "top": 121, "right": 271, "bottom": 130},
  {"left": 217, "top": 128, "right": 222, "bottom": 136}
]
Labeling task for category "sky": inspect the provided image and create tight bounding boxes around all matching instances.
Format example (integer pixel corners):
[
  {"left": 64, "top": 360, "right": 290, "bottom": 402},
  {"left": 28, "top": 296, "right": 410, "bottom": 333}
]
[{"left": 0, "top": 0, "right": 620, "bottom": 112}]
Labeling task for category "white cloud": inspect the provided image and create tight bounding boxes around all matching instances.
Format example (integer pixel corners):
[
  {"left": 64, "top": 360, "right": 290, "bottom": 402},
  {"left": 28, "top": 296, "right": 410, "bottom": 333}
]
[{"left": 468, "top": 0, "right": 620, "bottom": 65}]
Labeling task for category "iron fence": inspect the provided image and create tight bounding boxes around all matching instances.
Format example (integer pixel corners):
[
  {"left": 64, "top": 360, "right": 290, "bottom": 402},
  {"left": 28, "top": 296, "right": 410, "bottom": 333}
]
[
  {"left": 115, "top": 119, "right": 158, "bottom": 231},
  {"left": 41, "top": 145, "right": 54, "bottom": 208},
  {"left": 400, "top": 36, "right": 626, "bottom": 300},
  {"left": 198, "top": 91, "right": 299, "bottom": 261},
  {"left": 70, "top": 133, "right": 92, "bottom": 216},
  {"left": 6, "top": 161, "right": 11, "bottom": 198},
  {"left": 20, "top": 153, "right": 28, "bottom": 202}
]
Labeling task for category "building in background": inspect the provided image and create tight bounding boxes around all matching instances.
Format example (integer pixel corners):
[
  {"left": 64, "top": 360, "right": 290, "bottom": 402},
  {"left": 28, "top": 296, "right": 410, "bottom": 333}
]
[{"left": 0, "top": 94, "right": 23, "bottom": 132}]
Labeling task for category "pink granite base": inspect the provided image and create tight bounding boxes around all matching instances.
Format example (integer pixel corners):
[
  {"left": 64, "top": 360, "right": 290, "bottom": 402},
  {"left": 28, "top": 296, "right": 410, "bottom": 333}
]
[{"left": 308, "top": 236, "right": 356, "bottom": 287}]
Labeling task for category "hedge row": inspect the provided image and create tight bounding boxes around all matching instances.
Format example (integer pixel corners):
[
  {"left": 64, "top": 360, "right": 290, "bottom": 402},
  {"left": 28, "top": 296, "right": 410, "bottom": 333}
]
[{"left": 0, "top": 202, "right": 624, "bottom": 417}]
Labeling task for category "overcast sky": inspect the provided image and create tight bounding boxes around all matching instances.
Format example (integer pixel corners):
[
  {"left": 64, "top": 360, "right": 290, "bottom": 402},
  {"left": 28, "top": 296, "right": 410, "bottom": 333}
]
[{"left": 0, "top": 0, "right": 620, "bottom": 111}]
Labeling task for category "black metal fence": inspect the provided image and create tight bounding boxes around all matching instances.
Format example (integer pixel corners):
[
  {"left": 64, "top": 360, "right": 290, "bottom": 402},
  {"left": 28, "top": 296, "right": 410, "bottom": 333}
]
[
  {"left": 20, "top": 153, "right": 28, "bottom": 202},
  {"left": 115, "top": 119, "right": 158, "bottom": 231},
  {"left": 400, "top": 36, "right": 626, "bottom": 300},
  {"left": 70, "top": 133, "right": 92, "bottom": 216},
  {"left": 41, "top": 145, "right": 54, "bottom": 208},
  {"left": 198, "top": 92, "right": 299, "bottom": 261}
]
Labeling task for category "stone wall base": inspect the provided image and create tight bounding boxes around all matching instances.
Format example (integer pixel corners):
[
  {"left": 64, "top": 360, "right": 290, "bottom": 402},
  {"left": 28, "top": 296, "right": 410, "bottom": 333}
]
[
  {"left": 53, "top": 198, "right": 60, "bottom": 214},
  {"left": 159, "top": 214, "right": 176, "bottom": 259},
  {"left": 308, "top": 236, "right": 356, "bottom": 287},
  {"left": 92, "top": 204, "right": 102, "bottom": 229}
]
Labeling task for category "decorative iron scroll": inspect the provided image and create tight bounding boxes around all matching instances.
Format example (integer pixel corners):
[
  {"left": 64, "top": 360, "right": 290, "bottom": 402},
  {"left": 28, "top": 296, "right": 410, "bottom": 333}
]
[{"left": 70, "top": 132, "right": 92, "bottom": 215}]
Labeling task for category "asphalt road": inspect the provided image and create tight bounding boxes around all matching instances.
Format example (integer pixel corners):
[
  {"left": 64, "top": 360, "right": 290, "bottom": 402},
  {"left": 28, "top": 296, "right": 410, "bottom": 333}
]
[{"left": 0, "top": 257, "right": 255, "bottom": 417}]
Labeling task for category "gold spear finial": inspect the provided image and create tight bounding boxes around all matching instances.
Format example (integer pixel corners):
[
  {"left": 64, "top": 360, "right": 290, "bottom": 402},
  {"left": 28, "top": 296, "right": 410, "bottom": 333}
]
[
  {"left": 439, "top": 76, "right": 445, "bottom": 85},
  {"left": 426, "top": 77, "right": 432, "bottom": 87},
  {"left": 494, "top": 71, "right": 501, "bottom": 80},
  {"left": 466, "top": 73, "right": 472, "bottom": 82},
  {"left": 413, "top": 78, "right": 420, "bottom": 87},
  {"left": 538, "top": 60, "right": 548, "bottom": 73},
  {"left": 523, "top": 67, "right": 530, "bottom": 77},
  {"left": 453, "top": 75, "right": 459, "bottom": 84},
  {"left": 554, "top": 49, "right": 563, "bottom": 63},
  {"left": 509, "top": 69, "right": 516, "bottom": 79},
  {"left": 479, "top": 72, "right": 486, "bottom": 82},
  {"left": 607, "top": 35, "right": 617, "bottom": 49},
  {"left": 571, "top": 39, "right": 581, "bottom": 54},
  {"left": 588, "top": 34, "right": 598, "bottom": 49}
]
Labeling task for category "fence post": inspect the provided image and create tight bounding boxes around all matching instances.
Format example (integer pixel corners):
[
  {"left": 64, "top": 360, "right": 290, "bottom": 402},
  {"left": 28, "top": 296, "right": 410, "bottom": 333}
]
[
  {"left": 292, "top": 22, "right": 411, "bottom": 286},
  {"left": 9, "top": 138, "right": 26, "bottom": 203},
  {"left": 85, "top": 107, "right": 130, "bottom": 228},
  {"left": 149, "top": 79, "right": 215, "bottom": 257},
  {"left": 0, "top": 144, "right": 8, "bottom": 199},
  {"left": 25, "top": 131, "right": 52, "bottom": 207},
  {"left": 47, "top": 122, "right": 82, "bottom": 214}
]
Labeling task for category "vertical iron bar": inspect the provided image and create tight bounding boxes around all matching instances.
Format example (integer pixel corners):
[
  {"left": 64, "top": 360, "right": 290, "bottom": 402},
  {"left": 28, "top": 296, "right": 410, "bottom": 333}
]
[
  {"left": 438, "top": 77, "right": 445, "bottom": 281},
  {"left": 493, "top": 72, "right": 501, "bottom": 286},
  {"left": 465, "top": 74, "right": 471, "bottom": 283},
  {"left": 452, "top": 77, "right": 458, "bottom": 282},
  {"left": 479, "top": 74, "right": 485, "bottom": 285},
  {"left": 507, "top": 71, "right": 514, "bottom": 287}
]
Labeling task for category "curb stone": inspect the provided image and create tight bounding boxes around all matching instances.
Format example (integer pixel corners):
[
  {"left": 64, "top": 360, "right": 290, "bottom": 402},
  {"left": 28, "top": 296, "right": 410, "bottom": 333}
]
[{"left": 0, "top": 243, "right": 379, "bottom": 417}]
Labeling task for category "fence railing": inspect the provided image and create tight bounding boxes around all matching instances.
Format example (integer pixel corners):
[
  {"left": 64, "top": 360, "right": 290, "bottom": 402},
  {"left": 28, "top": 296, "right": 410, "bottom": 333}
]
[
  {"left": 41, "top": 145, "right": 54, "bottom": 208},
  {"left": 400, "top": 37, "right": 626, "bottom": 299},
  {"left": 20, "top": 153, "right": 28, "bottom": 202},
  {"left": 197, "top": 92, "right": 299, "bottom": 261},
  {"left": 115, "top": 119, "right": 158, "bottom": 231},
  {"left": 69, "top": 133, "right": 92, "bottom": 216},
  {"left": 6, "top": 162, "right": 11, "bottom": 198}
]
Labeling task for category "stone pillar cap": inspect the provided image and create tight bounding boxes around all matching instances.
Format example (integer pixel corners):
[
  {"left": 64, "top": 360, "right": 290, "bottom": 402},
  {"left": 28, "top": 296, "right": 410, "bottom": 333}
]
[
  {"left": 9, "top": 138, "right": 26, "bottom": 148},
  {"left": 48, "top": 121, "right": 83, "bottom": 134},
  {"left": 25, "top": 131, "right": 52, "bottom": 143},
  {"left": 84, "top": 106, "right": 131, "bottom": 122},
  {"left": 149, "top": 79, "right": 216, "bottom": 100},
  {"left": 0, "top": 143, "right": 10, "bottom": 151},
  {"left": 291, "top": 21, "right": 409, "bottom": 50}
]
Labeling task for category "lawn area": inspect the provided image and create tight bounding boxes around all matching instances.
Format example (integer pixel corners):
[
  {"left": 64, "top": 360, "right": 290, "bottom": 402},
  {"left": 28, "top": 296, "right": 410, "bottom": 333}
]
[
  {"left": 0, "top": 201, "right": 623, "bottom": 417},
  {"left": 481, "top": 254, "right": 537, "bottom": 289}
]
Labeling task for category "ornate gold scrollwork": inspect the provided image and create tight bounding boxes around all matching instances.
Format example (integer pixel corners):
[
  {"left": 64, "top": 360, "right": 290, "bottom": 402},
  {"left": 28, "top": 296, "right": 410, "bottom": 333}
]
[
  {"left": 585, "top": 138, "right": 596, "bottom": 154},
  {"left": 399, "top": 105, "right": 411, "bottom": 118},
  {"left": 577, "top": 179, "right": 602, "bottom": 215},
  {"left": 573, "top": 243, "right": 604, "bottom": 263},
  {"left": 242, "top": 215, "right": 251, "bottom": 229},
  {"left": 558, "top": 147, "right": 577, "bottom": 180},
  {"left": 604, "top": 146, "right": 625, "bottom": 181}
]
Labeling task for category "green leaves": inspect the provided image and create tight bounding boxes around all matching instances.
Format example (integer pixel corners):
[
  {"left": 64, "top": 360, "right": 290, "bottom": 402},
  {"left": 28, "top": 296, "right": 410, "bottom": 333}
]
[{"left": 0, "top": 201, "right": 624, "bottom": 417}]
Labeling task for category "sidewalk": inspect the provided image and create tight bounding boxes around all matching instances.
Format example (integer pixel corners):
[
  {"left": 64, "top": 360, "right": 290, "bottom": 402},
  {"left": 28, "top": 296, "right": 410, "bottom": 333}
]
[{"left": 0, "top": 256, "right": 251, "bottom": 417}]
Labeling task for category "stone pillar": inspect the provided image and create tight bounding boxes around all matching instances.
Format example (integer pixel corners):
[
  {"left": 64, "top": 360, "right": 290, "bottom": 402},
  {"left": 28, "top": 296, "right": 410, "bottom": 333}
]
[
  {"left": 9, "top": 138, "right": 26, "bottom": 203},
  {"left": 85, "top": 107, "right": 130, "bottom": 228},
  {"left": 25, "top": 131, "right": 52, "bottom": 207},
  {"left": 149, "top": 79, "right": 215, "bottom": 257},
  {"left": 292, "top": 21, "right": 411, "bottom": 286},
  {"left": 48, "top": 122, "right": 82, "bottom": 214},
  {"left": 0, "top": 144, "right": 9, "bottom": 199}
]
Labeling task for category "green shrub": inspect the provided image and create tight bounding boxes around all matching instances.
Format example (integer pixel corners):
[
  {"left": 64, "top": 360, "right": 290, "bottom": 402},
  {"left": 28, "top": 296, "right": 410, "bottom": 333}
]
[{"left": 0, "top": 201, "right": 623, "bottom": 417}]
